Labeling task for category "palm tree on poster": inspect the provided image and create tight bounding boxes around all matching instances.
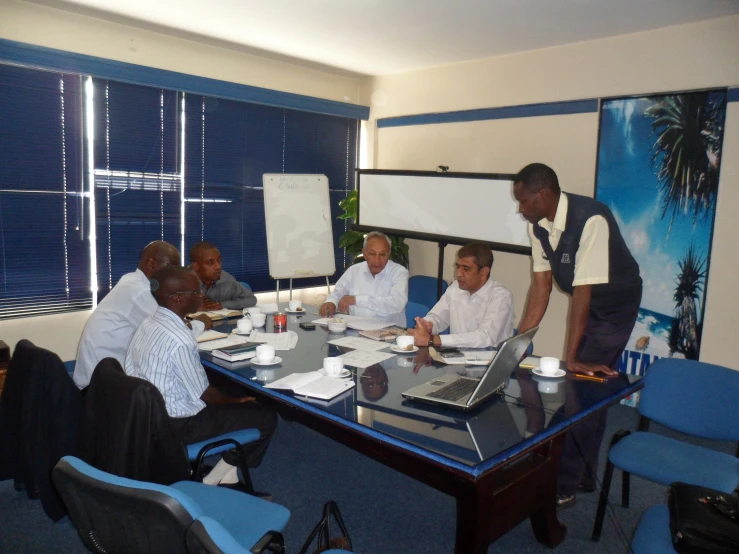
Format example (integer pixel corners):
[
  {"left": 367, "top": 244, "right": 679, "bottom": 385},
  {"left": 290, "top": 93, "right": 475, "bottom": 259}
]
[
  {"left": 644, "top": 92, "right": 724, "bottom": 233},
  {"left": 668, "top": 244, "right": 705, "bottom": 360}
]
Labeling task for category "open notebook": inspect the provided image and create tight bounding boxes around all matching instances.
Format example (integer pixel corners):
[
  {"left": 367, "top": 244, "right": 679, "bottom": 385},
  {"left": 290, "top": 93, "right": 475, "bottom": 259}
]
[
  {"left": 264, "top": 371, "right": 355, "bottom": 400},
  {"left": 188, "top": 308, "right": 242, "bottom": 321}
]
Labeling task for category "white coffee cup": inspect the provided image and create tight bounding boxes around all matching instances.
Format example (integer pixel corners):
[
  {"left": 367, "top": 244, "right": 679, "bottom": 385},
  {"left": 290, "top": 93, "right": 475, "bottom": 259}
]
[
  {"left": 288, "top": 300, "right": 303, "bottom": 311},
  {"left": 539, "top": 357, "right": 560, "bottom": 376},
  {"left": 396, "top": 335, "right": 415, "bottom": 350},
  {"left": 256, "top": 344, "right": 275, "bottom": 364},
  {"left": 323, "top": 357, "right": 344, "bottom": 376},
  {"left": 251, "top": 313, "right": 267, "bottom": 327},
  {"left": 246, "top": 307, "right": 263, "bottom": 316},
  {"left": 236, "top": 318, "right": 253, "bottom": 334}
]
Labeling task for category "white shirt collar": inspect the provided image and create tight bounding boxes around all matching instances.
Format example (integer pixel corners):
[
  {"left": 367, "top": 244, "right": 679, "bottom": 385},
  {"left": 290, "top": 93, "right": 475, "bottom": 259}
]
[{"left": 537, "top": 192, "right": 568, "bottom": 234}]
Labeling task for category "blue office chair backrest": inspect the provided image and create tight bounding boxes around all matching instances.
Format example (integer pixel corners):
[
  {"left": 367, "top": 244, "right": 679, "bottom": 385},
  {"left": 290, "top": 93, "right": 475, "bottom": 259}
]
[
  {"left": 53, "top": 456, "right": 203, "bottom": 553},
  {"left": 639, "top": 358, "right": 739, "bottom": 442},
  {"left": 239, "top": 281, "right": 252, "bottom": 292},
  {"left": 408, "top": 275, "right": 447, "bottom": 307},
  {"left": 405, "top": 302, "right": 429, "bottom": 328}
]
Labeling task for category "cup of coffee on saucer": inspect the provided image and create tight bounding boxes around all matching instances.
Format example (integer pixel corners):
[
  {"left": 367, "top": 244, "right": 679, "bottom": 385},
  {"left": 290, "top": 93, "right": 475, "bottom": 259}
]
[
  {"left": 396, "top": 335, "right": 415, "bottom": 351},
  {"left": 323, "top": 357, "right": 344, "bottom": 377},
  {"left": 236, "top": 318, "right": 253, "bottom": 334},
  {"left": 288, "top": 300, "right": 303, "bottom": 312},
  {"left": 538, "top": 357, "right": 561, "bottom": 376},
  {"left": 255, "top": 344, "right": 276, "bottom": 364},
  {"left": 251, "top": 313, "right": 267, "bottom": 327}
]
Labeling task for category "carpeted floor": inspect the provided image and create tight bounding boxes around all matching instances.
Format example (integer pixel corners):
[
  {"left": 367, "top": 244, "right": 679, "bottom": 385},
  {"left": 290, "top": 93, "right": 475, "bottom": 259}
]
[{"left": 1, "top": 403, "right": 733, "bottom": 553}]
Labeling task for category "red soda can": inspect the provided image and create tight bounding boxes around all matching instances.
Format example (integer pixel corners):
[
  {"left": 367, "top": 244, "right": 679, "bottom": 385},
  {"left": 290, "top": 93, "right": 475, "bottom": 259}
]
[{"left": 273, "top": 312, "right": 287, "bottom": 331}]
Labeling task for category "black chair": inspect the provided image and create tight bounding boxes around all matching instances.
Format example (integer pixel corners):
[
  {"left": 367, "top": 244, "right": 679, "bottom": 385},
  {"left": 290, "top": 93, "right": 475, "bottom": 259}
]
[{"left": 0, "top": 339, "right": 82, "bottom": 520}]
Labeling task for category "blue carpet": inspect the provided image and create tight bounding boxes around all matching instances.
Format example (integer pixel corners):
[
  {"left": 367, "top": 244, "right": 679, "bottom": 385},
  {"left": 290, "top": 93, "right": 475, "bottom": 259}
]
[{"left": 1, "top": 404, "right": 734, "bottom": 553}]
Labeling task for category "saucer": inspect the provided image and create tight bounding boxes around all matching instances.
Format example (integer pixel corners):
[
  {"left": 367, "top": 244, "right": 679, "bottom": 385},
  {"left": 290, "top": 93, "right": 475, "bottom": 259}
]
[
  {"left": 285, "top": 309, "right": 307, "bottom": 314},
  {"left": 318, "top": 368, "right": 351, "bottom": 378},
  {"left": 233, "top": 330, "right": 253, "bottom": 336},
  {"left": 251, "top": 356, "right": 282, "bottom": 366},
  {"left": 532, "top": 367, "right": 566, "bottom": 378},
  {"left": 390, "top": 345, "right": 418, "bottom": 354}
]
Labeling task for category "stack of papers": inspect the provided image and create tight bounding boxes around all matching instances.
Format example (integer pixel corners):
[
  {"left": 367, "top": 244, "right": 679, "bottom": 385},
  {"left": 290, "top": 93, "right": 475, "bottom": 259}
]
[
  {"left": 264, "top": 371, "right": 355, "bottom": 400},
  {"left": 312, "top": 315, "right": 393, "bottom": 331},
  {"left": 196, "top": 330, "right": 229, "bottom": 343},
  {"left": 431, "top": 348, "right": 496, "bottom": 365},
  {"left": 189, "top": 308, "right": 242, "bottom": 321},
  {"left": 198, "top": 335, "right": 253, "bottom": 352},
  {"left": 359, "top": 326, "right": 408, "bottom": 342}
]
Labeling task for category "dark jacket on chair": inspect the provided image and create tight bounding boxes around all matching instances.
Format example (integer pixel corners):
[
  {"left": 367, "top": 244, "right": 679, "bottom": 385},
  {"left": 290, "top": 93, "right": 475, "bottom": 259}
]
[
  {"left": 79, "top": 358, "right": 191, "bottom": 484},
  {"left": 0, "top": 339, "right": 82, "bottom": 521}
]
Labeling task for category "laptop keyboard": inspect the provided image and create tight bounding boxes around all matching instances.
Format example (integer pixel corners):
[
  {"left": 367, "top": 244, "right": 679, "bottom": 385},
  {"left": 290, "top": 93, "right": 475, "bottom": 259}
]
[{"left": 427, "top": 378, "right": 478, "bottom": 401}]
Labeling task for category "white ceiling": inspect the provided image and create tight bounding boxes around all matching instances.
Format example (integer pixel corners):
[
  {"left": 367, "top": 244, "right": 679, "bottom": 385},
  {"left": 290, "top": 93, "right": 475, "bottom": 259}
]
[{"left": 36, "top": 0, "right": 739, "bottom": 76}]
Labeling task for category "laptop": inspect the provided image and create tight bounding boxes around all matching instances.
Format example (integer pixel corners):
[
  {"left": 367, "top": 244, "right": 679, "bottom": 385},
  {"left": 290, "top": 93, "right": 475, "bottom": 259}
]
[{"left": 401, "top": 327, "right": 538, "bottom": 411}]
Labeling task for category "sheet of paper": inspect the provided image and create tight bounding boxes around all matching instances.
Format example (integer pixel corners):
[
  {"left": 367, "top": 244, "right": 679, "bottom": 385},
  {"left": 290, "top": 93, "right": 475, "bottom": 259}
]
[
  {"left": 312, "top": 314, "right": 393, "bottom": 331},
  {"left": 264, "top": 371, "right": 321, "bottom": 391},
  {"left": 198, "top": 335, "right": 251, "bottom": 351},
  {"left": 338, "top": 349, "right": 395, "bottom": 369},
  {"left": 189, "top": 308, "right": 242, "bottom": 319},
  {"left": 327, "top": 336, "right": 391, "bottom": 352},
  {"left": 252, "top": 330, "right": 298, "bottom": 351},
  {"left": 196, "top": 330, "right": 229, "bottom": 343}
]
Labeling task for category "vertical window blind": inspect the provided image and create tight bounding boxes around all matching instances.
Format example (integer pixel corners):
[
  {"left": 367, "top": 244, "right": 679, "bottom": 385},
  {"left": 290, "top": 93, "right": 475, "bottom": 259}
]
[
  {"left": 0, "top": 62, "right": 358, "bottom": 319},
  {"left": 0, "top": 64, "right": 91, "bottom": 319}
]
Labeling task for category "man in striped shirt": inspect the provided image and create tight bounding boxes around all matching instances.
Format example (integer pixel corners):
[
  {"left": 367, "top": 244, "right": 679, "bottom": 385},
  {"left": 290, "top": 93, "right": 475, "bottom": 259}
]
[{"left": 125, "top": 266, "right": 277, "bottom": 488}]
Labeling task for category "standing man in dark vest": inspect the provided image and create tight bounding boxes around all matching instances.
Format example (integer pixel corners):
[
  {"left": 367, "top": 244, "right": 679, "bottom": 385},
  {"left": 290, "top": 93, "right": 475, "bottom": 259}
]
[{"left": 513, "top": 163, "right": 642, "bottom": 509}]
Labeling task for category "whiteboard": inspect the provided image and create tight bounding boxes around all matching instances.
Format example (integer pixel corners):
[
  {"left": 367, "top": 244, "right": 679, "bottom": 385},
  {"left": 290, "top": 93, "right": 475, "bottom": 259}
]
[
  {"left": 262, "top": 174, "right": 336, "bottom": 279},
  {"left": 357, "top": 171, "right": 530, "bottom": 252}
]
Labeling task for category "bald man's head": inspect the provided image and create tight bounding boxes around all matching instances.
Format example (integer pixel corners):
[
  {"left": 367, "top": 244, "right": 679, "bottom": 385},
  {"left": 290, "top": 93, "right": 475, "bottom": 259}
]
[
  {"left": 138, "top": 240, "right": 181, "bottom": 279},
  {"left": 151, "top": 266, "right": 203, "bottom": 317}
]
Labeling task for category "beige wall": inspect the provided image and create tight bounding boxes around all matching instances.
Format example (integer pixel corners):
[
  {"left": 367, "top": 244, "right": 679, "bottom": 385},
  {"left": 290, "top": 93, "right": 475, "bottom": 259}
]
[
  {"left": 361, "top": 15, "right": 739, "bottom": 366},
  {"left": 0, "top": 0, "right": 360, "bottom": 359}
]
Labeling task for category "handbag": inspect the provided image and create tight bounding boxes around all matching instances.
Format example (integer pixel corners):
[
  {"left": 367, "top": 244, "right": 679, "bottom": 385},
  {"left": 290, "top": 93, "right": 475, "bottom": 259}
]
[
  {"left": 298, "top": 500, "right": 353, "bottom": 554},
  {"left": 668, "top": 482, "right": 739, "bottom": 554}
]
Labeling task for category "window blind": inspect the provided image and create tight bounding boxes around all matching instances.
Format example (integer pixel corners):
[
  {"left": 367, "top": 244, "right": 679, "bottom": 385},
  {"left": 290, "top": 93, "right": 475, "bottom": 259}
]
[
  {"left": 184, "top": 96, "right": 357, "bottom": 291},
  {"left": 93, "top": 80, "right": 181, "bottom": 297},
  {"left": 0, "top": 64, "right": 91, "bottom": 319}
]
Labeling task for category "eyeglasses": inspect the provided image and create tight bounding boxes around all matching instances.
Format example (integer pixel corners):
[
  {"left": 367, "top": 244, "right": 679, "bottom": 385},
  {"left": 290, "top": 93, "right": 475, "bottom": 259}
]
[{"left": 166, "top": 285, "right": 205, "bottom": 299}]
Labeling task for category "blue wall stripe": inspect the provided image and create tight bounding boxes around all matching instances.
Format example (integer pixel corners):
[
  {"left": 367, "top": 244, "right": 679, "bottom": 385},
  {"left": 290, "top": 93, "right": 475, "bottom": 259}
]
[
  {"left": 377, "top": 98, "right": 598, "bottom": 128},
  {"left": 0, "top": 38, "right": 369, "bottom": 120},
  {"left": 729, "top": 88, "right": 739, "bottom": 103}
]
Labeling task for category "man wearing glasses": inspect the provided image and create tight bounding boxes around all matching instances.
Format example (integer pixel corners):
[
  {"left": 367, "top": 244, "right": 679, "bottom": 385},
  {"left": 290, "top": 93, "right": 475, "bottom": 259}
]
[
  {"left": 407, "top": 242, "right": 514, "bottom": 348},
  {"left": 74, "top": 241, "right": 211, "bottom": 390},
  {"left": 125, "top": 266, "right": 277, "bottom": 489}
]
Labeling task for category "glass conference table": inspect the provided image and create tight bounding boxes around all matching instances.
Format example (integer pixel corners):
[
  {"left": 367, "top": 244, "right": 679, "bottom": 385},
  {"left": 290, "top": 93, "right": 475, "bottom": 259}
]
[{"left": 200, "top": 307, "right": 643, "bottom": 554}]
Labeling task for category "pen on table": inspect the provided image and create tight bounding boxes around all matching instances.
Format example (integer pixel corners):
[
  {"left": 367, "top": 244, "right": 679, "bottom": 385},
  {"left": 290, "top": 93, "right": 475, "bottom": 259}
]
[{"left": 573, "top": 373, "right": 607, "bottom": 383}]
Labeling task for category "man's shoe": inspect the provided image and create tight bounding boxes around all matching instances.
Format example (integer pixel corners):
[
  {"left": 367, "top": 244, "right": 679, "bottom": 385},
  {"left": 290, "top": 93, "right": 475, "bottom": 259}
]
[
  {"left": 556, "top": 494, "right": 576, "bottom": 509},
  {"left": 577, "top": 482, "right": 597, "bottom": 493}
]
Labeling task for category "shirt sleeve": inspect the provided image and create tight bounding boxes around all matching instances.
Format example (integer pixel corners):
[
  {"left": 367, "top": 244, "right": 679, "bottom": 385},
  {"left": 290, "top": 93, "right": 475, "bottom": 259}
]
[
  {"left": 354, "top": 266, "right": 409, "bottom": 316},
  {"left": 573, "top": 215, "right": 610, "bottom": 286},
  {"left": 170, "top": 343, "right": 209, "bottom": 403},
  {"left": 325, "top": 267, "right": 353, "bottom": 306},
  {"left": 528, "top": 224, "right": 551, "bottom": 273},
  {"left": 439, "top": 288, "right": 514, "bottom": 348},
  {"left": 189, "top": 319, "right": 205, "bottom": 339},
  {"left": 128, "top": 288, "right": 157, "bottom": 327},
  {"left": 218, "top": 282, "right": 257, "bottom": 310},
  {"left": 424, "top": 291, "right": 451, "bottom": 335}
]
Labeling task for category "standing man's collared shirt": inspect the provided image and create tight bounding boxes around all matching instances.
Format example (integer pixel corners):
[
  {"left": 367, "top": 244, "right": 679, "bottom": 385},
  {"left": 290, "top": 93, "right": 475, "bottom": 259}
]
[
  {"left": 74, "top": 269, "right": 204, "bottom": 389},
  {"left": 125, "top": 307, "right": 209, "bottom": 418},
  {"left": 325, "top": 261, "right": 409, "bottom": 327},
  {"left": 528, "top": 192, "right": 611, "bottom": 286},
  {"left": 425, "top": 279, "right": 514, "bottom": 348},
  {"left": 204, "top": 269, "right": 257, "bottom": 310}
]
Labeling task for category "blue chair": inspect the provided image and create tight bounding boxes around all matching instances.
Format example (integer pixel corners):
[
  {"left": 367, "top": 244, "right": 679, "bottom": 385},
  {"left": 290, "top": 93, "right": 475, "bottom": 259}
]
[
  {"left": 592, "top": 358, "right": 739, "bottom": 540},
  {"left": 405, "top": 301, "right": 429, "bottom": 328},
  {"left": 630, "top": 505, "right": 676, "bottom": 553},
  {"left": 240, "top": 281, "right": 253, "bottom": 292},
  {"left": 63, "top": 360, "right": 76, "bottom": 375},
  {"left": 53, "top": 456, "right": 289, "bottom": 554},
  {"left": 408, "top": 275, "right": 447, "bottom": 308}
]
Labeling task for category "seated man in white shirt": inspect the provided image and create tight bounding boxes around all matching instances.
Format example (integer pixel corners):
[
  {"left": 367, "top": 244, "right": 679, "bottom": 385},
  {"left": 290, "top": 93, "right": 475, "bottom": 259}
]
[
  {"left": 319, "top": 231, "right": 408, "bottom": 327},
  {"left": 74, "top": 241, "right": 211, "bottom": 390},
  {"left": 407, "top": 242, "right": 514, "bottom": 348},
  {"left": 125, "top": 266, "right": 277, "bottom": 490}
]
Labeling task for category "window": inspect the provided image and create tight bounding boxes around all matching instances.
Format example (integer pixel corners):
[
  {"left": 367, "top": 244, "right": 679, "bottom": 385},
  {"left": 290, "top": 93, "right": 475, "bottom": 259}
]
[{"left": 0, "top": 64, "right": 91, "bottom": 319}]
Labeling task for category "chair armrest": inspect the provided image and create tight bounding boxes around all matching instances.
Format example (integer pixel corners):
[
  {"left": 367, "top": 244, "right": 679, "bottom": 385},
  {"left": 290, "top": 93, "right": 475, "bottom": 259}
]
[{"left": 186, "top": 429, "right": 260, "bottom": 461}]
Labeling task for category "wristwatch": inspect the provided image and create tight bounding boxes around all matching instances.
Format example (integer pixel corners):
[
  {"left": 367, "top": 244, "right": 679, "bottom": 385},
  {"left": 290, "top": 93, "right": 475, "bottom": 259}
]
[{"left": 428, "top": 336, "right": 435, "bottom": 347}]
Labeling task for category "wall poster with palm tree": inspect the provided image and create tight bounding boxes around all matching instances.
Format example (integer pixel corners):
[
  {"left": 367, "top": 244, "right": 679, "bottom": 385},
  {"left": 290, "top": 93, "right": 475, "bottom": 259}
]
[{"left": 594, "top": 90, "right": 726, "bottom": 399}]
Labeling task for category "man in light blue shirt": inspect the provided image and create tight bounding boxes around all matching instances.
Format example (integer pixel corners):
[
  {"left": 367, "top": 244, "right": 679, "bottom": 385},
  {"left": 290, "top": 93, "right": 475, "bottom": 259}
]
[{"left": 320, "top": 231, "right": 408, "bottom": 327}]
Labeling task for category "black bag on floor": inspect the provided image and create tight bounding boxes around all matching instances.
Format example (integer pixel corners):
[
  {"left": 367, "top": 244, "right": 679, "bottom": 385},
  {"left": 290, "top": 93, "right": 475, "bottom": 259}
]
[
  {"left": 298, "top": 500, "right": 353, "bottom": 554},
  {"left": 668, "top": 482, "right": 739, "bottom": 554}
]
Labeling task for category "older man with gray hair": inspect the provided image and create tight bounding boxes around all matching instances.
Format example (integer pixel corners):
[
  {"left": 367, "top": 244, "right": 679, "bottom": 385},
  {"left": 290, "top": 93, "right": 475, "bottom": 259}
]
[{"left": 320, "top": 231, "right": 408, "bottom": 327}]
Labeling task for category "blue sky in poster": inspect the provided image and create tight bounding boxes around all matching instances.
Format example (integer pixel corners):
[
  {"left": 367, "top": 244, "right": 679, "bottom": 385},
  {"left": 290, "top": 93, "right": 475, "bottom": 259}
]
[{"left": 596, "top": 97, "right": 715, "bottom": 317}]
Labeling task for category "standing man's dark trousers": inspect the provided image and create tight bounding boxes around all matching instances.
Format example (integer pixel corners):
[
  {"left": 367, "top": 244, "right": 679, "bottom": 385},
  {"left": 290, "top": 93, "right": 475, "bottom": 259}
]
[
  {"left": 557, "top": 302, "right": 639, "bottom": 496},
  {"left": 170, "top": 401, "right": 278, "bottom": 468}
]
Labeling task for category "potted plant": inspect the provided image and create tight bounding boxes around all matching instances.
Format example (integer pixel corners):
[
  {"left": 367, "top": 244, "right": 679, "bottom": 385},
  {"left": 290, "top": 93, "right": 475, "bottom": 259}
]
[{"left": 337, "top": 190, "right": 409, "bottom": 268}]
